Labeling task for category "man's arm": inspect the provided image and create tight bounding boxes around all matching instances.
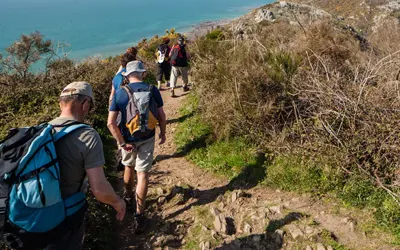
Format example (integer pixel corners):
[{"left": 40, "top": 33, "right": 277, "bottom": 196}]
[
  {"left": 107, "top": 111, "right": 125, "bottom": 146},
  {"left": 109, "top": 86, "right": 115, "bottom": 107},
  {"left": 86, "top": 167, "right": 126, "bottom": 221},
  {"left": 158, "top": 107, "right": 166, "bottom": 144},
  {"left": 116, "top": 65, "right": 123, "bottom": 75}
]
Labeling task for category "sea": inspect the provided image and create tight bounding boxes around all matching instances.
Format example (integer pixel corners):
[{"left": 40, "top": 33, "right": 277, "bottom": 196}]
[{"left": 0, "top": 0, "right": 273, "bottom": 61}]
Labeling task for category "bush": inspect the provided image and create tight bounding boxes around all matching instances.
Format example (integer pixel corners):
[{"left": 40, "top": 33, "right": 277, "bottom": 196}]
[{"left": 189, "top": 19, "right": 400, "bottom": 239}]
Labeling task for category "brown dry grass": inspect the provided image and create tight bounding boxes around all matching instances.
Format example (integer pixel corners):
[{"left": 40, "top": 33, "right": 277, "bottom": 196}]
[{"left": 190, "top": 19, "right": 400, "bottom": 213}]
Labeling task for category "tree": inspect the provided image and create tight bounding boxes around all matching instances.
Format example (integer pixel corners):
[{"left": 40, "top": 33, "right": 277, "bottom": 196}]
[{"left": 0, "top": 31, "right": 54, "bottom": 78}]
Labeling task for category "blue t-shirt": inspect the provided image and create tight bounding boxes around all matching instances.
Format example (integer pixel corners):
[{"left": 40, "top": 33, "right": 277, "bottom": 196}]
[
  {"left": 112, "top": 68, "right": 126, "bottom": 91},
  {"left": 110, "top": 82, "right": 164, "bottom": 143}
]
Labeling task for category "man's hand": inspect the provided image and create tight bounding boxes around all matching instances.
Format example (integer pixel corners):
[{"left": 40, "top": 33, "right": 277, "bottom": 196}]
[
  {"left": 113, "top": 198, "right": 126, "bottom": 221},
  {"left": 122, "top": 144, "right": 135, "bottom": 152},
  {"left": 159, "top": 133, "right": 166, "bottom": 145}
]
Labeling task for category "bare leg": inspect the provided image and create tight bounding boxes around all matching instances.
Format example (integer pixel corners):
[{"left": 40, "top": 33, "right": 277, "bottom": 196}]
[
  {"left": 123, "top": 166, "right": 135, "bottom": 197},
  {"left": 135, "top": 171, "right": 149, "bottom": 214}
]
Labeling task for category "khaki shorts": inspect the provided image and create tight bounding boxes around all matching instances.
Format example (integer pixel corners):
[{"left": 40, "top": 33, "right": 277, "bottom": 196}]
[
  {"left": 170, "top": 66, "right": 189, "bottom": 88},
  {"left": 121, "top": 136, "right": 155, "bottom": 172}
]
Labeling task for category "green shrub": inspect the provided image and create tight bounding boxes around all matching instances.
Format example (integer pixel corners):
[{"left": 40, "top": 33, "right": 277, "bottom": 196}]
[{"left": 205, "top": 28, "right": 225, "bottom": 41}]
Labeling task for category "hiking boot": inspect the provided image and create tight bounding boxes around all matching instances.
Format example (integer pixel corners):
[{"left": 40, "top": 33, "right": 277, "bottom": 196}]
[
  {"left": 166, "top": 82, "right": 170, "bottom": 88},
  {"left": 122, "top": 192, "right": 136, "bottom": 212},
  {"left": 134, "top": 213, "right": 147, "bottom": 234},
  {"left": 117, "top": 160, "right": 124, "bottom": 172},
  {"left": 183, "top": 85, "right": 190, "bottom": 92},
  {"left": 170, "top": 89, "right": 176, "bottom": 97}
]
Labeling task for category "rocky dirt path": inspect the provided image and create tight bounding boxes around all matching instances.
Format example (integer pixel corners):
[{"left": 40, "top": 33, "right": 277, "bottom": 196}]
[{"left": 115, "top": 85, "right": 398, "bottom": 250}]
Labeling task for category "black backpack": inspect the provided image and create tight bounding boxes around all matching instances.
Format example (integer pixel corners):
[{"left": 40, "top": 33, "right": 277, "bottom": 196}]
[{"left": 170, "top": 45, "right": 188, "bottom": 67}]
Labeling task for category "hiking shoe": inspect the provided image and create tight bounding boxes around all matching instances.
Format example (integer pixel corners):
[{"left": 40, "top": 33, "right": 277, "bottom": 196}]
[
  {"left": 166, "top": 82, "right": 170, "bottom": 87},
  {"left": 117, "top": 160, "right": 124, "bottom": 172},
  {"left": 183, "top": 86, "right": 190, "bottom": 92},
  {"left": 122, "top": 192, "right": 136, "bottom": 212},
  {"left": 134, "top": 213, "right": 147, "bottom": 234},
  {"left": 170, "top": 89, "right": 176, "bottom": 97}
]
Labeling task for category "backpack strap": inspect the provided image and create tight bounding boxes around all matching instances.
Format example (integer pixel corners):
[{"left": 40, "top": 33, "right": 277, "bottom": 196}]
[
  {"left": 123, "top": 84, "right": 134, "bottom": 98},
  {"left": 53, "top": 123, "right": 89, "bottom": 142}
]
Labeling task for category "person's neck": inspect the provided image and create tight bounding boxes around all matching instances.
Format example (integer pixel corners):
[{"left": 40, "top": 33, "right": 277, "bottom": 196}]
[
  {"left": 59, "top": 111, "right": 83, "bottom": 122},
  {"left": 129, "top": 78, "right": 143, "bottom": 84}
]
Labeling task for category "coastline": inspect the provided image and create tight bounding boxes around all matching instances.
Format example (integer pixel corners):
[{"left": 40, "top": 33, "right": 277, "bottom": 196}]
[{"left": 184, "top": 18, "right": 236, "bottom": 40}]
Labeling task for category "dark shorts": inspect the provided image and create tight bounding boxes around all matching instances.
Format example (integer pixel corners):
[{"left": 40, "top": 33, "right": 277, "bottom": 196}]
[
  {"left": 44, "top": 205, "right": 87, "bottom": 250},
  {"left": 156, "top": 62, "right": 171, "bottom": 81}
]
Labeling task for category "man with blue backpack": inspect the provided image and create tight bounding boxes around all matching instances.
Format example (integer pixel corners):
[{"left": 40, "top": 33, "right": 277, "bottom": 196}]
[
  {"left": 108, "top": 61, "right": 167, "bottom": 234},
  {"left": 0, "top": 81, "right": 126, "bottom": 249}
]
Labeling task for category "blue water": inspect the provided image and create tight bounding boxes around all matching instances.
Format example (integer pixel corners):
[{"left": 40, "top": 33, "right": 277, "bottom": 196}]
[{"left": 0, "top": 0, "right": 272, "bottom": 60}]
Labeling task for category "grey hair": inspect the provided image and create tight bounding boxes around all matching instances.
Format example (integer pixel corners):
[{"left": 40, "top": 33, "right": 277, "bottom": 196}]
[
  {"left": 127, "top": 71, "right": 144, "bottom": 80},
  {"left": 60, "top": 94, "right": 87, "bottom": 103}
]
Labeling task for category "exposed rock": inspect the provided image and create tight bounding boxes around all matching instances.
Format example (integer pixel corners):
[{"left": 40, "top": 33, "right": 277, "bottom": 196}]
[
  {"left": 210, "top": 207, "right": 220, "bottom": 217},
  {"left": 216, "top": 194, "right": 224, "bottom": 203},
  {"left": 163, "top": 247, "right": 178, "bottom": 250},
  {"left": 286, "top": 224, "right": 304, "bottom": 239},
  {"left": 269, "top": 205, "right": 283, "bottom": 214},
  {"left": 231, "top": 190, "right": 245, "bottom": 203},
  {"left": 252, "top": 235, "right": 262, "bottom": 242},
  {"left": 327, "top": 246, "right": 334, "bottom": 250},
  {"left": 349, "top": 221, "right": 356, "bottom": 232},
  {"left": 214, "top": 214, "right": 227, "bottom": 234},
  {"left": 279, "top": 1, "right": 288, "bottom": 8},
  {"left": 306, "top": 246, "right": 313, "bottom": 250},
  {"left": 341, "top": 217, "right": 350, "bottom": 224},
  {"left": 218, "top": 201, "right": 225, "bottom": 210},
  {"left": 154, "top": 234, "right": 173, "bottom": 247},
  {"left": 244, "top": 223, "right": 252, "bottom": 234},
  {"left": 272, "top": 229, "right": 284, "bottom": 246},
  {"left": 316, "top": 243, "right": 326, "bottom": 250},
  {"left": 201, "top": 224, "right": 208, "bottom": 232},
  {"left": 199, "top": 241, "right": 211, "bottom": 250},
  {"left": 305, "top": 226, "right": 314, "bottom": 236},
  {"left": 211, "top": 230, "right": 218, "bottom": 240},
  {"left": 255, "top": 9, "right": 275, "bottom": 23},
  {"left": 170, "top": 186, "right": 182, "bottom": 196},
  {"left": 158, "top": 196, "right": 166, "bottom": 205},
  {"left": 157, "top": 187, "right": 165, "bottom": 196}
]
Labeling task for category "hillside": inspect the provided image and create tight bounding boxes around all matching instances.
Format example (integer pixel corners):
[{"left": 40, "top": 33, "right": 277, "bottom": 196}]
[{"left": 1, "top": 0, "right": 400, "bottom": 249}]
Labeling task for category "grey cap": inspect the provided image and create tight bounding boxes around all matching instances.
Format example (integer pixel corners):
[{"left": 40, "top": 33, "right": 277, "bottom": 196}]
[
  {"left": 122, "top": 60, "right": 146, "bottom": 76},
  {"left": 60, "top": 81, "right": 95, "bottom": 106}
]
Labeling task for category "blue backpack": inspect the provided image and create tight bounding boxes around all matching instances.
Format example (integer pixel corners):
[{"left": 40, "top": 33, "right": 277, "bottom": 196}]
[{"left": 0, "top": 122, "right": 89, "bottom": 249}]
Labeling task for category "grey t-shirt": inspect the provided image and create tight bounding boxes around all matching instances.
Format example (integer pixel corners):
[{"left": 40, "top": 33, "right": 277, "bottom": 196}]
[{"left": 49, "top": 117, "right": 105, "bottom": 198}]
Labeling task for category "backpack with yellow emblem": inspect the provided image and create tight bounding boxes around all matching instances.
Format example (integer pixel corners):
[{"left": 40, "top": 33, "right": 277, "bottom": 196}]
[{"left": 123, "top": 84, "right": 159, "bottom": 138}]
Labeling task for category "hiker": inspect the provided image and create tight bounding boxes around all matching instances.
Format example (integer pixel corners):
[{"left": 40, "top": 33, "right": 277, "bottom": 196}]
[
  {"left": 109, "top": 48, "right": 138, "bottom": 172},
  {"left": 155, "top": 37, "right": 172, "bottom": 90},
  {"left": 109, "top": 47, "right": 138, "bottom": 105},
  {"left": 0, "top": 81, "right": 126, "bottom": 250},
  {"left": 169, "top": 36, "right": 190, "bottom": 97},
  {"left": 107, "top": 61, "right": 167, "bottom": 233}
]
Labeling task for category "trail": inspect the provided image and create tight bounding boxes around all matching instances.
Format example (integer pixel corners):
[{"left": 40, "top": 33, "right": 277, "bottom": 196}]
[{"left": 114, "top": 84, "right": 398, "bottom": 250}]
